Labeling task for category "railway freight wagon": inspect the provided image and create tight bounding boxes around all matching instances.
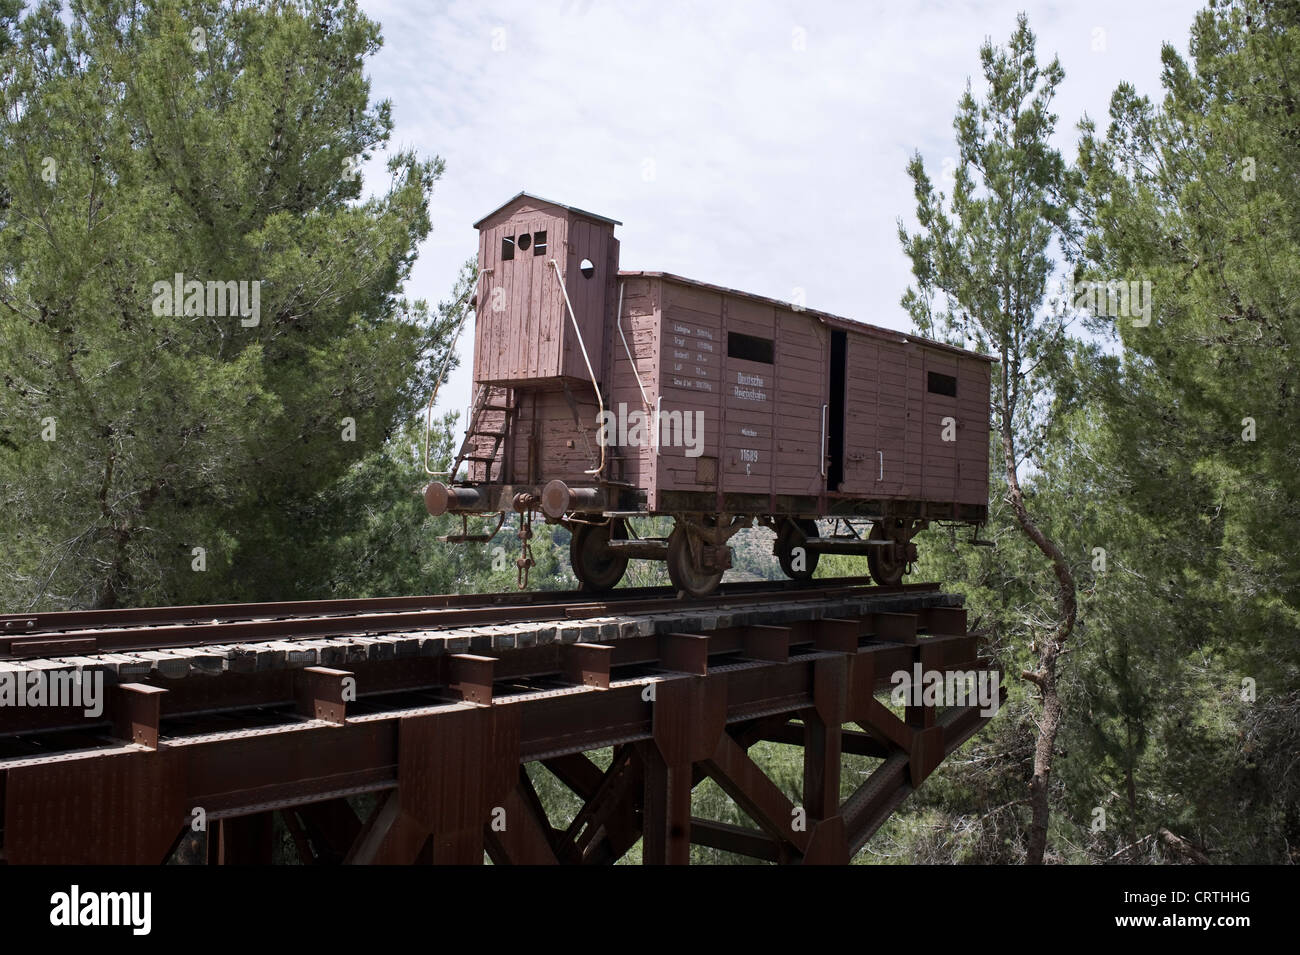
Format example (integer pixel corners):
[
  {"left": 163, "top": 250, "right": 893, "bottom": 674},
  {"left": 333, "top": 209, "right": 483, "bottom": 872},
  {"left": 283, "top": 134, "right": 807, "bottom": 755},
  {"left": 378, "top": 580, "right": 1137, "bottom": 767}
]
[{"left": 423, "top": 193, "right": 994, "bottom": 595}]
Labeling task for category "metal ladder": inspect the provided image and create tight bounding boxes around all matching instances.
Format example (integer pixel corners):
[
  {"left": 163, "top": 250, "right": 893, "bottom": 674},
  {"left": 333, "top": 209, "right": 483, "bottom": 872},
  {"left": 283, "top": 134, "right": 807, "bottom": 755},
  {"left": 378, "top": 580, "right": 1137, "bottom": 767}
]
[{"left": 450, "top": 384, "right": 513, "bottom": 482}]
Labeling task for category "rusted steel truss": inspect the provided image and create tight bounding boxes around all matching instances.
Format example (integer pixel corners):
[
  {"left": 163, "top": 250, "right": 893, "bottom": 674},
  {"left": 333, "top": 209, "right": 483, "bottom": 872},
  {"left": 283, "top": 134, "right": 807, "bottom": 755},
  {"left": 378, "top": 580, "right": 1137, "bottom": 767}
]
[{"left": 0, "top": 597, "right": 1000, "bottom": 864}]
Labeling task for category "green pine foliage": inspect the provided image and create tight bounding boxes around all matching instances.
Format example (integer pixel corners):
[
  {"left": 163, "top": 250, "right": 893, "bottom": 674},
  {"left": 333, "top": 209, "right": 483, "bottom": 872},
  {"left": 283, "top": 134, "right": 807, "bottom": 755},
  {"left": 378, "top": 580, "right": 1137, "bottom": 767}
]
[
  {"left": 0, "top": 0, "right": 446, "bottom": 608},
  {"left": 1069, "top": 0, "right": 1300, "bottom": 861}
]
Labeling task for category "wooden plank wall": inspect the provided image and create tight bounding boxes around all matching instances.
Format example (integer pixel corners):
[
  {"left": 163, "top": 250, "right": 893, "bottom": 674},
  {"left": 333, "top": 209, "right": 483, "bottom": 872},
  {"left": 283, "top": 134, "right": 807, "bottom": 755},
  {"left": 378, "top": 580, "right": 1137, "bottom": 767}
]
[
  {"left": 956, "top": 360, "right": 991, "bottom": 505},
  {"left": 640, "top": 277, "right": 991, "bottom": 511},
  {"left": 768, "top": 304, "right": 825, "bottom": 497},
  {"left": 841, "top": 336, "right": 990, "bottom": 506},
  {"left": 902, "top": 345, "right": 926, "bottom": 498},
  {"left": 920, "top": 352, "right": 960, "bottom": 502},
  {"left": 721, "top": 295, "right": 773, "bottom": 498},
  {"left": 656, "top": 282, "right": 723, "bottom": 496},
  {"left": 842, "top": 335, "right": 882, "bottom": 495},
  {"left": 652, "top": 279, "right": 830, "bottom": 503},
  {"left": 559, "top": 218, "right": 613, "bottom": 384},
  {"left": 504, "top": 386, "right": 603, "bottom": 485},
  {"left": 841, "top": 337, "right": 911, "bottom": 497},
  {"left": 606, "top": 277, "right": 659, "bottom": 497},
  {"left": 474, "top": 211, "right": 568, "bottom": 382}
]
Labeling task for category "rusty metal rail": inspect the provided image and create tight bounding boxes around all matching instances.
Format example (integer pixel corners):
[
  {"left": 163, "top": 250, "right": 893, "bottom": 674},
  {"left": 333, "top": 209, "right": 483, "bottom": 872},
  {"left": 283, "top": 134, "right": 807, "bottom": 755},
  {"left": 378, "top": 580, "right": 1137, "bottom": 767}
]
[
  {"left": 0, "top": 575, "right": 886, "bottom": 632},
  {"left": 0, "top": 578, "right": 931, "bottom": 659}
]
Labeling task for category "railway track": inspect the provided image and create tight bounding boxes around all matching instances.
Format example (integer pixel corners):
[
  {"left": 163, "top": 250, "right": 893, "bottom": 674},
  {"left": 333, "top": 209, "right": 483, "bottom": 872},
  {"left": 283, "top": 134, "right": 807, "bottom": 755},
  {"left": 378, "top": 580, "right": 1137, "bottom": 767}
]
[
  {"left": 0, "top": 577, "right": 996, "bottom": 865},
  {"left": 0, "top": 577, "right": 937, "bottom": 660}
]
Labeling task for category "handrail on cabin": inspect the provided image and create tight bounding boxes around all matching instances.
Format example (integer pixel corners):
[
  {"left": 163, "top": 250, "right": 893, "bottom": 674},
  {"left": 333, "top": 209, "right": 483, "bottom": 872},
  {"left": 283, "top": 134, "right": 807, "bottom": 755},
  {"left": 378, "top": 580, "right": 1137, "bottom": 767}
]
[
  {"left": 550, "top": 259, "right": 606, "bottom": 478},
  {"left": 423, "top": 280, "right": 479, "bottom": 477}
]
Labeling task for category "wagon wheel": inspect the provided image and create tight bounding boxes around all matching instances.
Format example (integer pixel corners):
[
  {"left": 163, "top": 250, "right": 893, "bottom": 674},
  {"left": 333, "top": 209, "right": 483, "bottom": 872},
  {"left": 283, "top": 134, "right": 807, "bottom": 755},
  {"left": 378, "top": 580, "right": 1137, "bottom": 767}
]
[
  {"left": 570, "top": 518, "right": 629, "bottom": 591},
  {"left": 866, "top": 521, "right": 907, "bottom": 586},
  {"left": 667, "top": 521, "right": 724, "bottom": 597},
  {"left": 776, "top": 518, "right": 821, "bottom": 581}
]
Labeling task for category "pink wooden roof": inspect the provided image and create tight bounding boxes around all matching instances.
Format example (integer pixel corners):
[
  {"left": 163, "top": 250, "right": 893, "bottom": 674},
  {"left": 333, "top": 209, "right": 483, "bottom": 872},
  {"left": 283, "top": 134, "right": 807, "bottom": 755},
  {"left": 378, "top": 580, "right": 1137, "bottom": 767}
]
[
  {"left": 473, "top": 192, "right": 623, "bottom": 229},
  {"left": 618, "top": 271, "right": 998, "bottom": 363}
]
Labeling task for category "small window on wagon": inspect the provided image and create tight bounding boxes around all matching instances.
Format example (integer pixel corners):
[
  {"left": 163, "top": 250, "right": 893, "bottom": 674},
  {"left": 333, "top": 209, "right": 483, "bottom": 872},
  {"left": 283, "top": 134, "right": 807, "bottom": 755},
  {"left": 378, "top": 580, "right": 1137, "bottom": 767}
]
[
  {"left": 533, "top": 230, "right": 547, "bottom": 255},
  {"left": 927, "top": 371, "right": 957, "bottom": 397},
  {"left": 501, "top": 235, "right": 515, "bottom": 260},
  {"left": 728, "top": 331, "right": 774, "bottom": 364}
]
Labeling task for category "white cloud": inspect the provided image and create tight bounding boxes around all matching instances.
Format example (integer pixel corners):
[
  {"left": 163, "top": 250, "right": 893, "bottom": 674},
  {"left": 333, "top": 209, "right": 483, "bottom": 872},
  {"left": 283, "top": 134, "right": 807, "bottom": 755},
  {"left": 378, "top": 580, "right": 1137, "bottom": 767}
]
[{"left": 357, "top": 0, "right": 1202, "bottom": 422}]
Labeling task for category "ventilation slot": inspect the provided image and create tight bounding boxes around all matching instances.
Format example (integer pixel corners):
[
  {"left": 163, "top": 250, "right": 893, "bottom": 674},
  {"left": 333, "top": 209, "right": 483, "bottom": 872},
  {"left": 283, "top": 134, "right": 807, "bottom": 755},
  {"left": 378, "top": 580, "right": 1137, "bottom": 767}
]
[
  {"left": 927, "top": 372, "right": 957, "bottom": 397},
  {"left": 727, "top": 332, "right": 774, "bottom": 364}
]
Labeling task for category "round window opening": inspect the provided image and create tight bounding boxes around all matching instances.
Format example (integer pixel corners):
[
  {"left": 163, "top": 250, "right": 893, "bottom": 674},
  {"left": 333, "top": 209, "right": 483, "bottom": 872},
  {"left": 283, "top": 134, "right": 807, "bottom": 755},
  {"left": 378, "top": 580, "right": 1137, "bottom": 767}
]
[
  {"left": 580, "top": 258, "right": 595, "bottom": 279},
  {"left": 517, "top": 233, "right": 532, "bottom": 251}
]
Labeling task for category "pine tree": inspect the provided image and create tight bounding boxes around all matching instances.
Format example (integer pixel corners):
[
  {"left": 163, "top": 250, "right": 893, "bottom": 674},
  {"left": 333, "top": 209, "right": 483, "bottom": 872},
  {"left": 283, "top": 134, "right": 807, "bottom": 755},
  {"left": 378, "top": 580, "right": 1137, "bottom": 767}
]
[
  {"left": 1077, "top": 0, "right": 1300, "bottom": 859},
  {"left": 899, "top": 14, "right": 1081, "bottom": 863},
  {"left": 0, "top": 0, "right": 446, "bottom": 608}
]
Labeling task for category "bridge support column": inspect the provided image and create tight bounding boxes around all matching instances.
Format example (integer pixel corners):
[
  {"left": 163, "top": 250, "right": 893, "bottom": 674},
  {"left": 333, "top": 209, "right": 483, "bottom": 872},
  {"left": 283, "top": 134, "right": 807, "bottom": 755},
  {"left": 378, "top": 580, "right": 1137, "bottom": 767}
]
[
  {"left": 642, "top": 676, "right": 726, "bottom": 865},
  {"left": 367, "top": 703, "right": 521, "bottom": 865}
]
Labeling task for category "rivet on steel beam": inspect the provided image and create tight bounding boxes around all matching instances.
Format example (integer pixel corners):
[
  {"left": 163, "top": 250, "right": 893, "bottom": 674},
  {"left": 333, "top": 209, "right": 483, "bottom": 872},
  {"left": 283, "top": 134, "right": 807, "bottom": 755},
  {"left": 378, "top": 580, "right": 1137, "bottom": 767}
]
[
  {"left": 909, "top": 725, "right": 946, "bottom": 787},
  {"left": 564, "top": 643, "right": 613, "bottom": 689},
  {"left": 296, "top": 666, "right": 354, "bottom": 725},
  {"left": 113, "top": 683, "right": 167, "bottom": 750},
  {"left": 450, "top": 653, "right": 496, "bottom": 704}
]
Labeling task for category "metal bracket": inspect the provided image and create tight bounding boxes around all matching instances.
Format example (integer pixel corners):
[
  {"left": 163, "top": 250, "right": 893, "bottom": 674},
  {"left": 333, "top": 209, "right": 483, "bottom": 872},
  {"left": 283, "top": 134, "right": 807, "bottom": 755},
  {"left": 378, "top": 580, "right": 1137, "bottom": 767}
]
[{"left": 438, "top": 512, "right": 506, "bottom": 544}]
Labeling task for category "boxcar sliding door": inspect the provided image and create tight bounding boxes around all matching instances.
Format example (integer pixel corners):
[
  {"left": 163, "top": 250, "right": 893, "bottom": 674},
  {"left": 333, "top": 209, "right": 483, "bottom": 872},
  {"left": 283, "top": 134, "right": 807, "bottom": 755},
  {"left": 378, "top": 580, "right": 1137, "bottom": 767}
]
[
  {"left": 768, "top": 306, "right": 826, "bottom": 500},
  {"left": 842, "top": 333, "right": 905, "bottom": 499}
]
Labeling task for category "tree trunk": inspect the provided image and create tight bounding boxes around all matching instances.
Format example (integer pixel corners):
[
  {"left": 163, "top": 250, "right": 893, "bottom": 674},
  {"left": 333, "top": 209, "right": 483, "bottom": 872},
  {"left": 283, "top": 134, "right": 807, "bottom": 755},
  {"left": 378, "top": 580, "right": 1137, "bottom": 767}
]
[
  {"left": 1026, "top": 647, "right": 1063, "bottom": 863},
  {"left": 1001, "top": 420, "right": 1077, "bottom": 865},
  {"left": 1124, "top": 720, "right": 1139, "bottom": 845},
  {"left": 93, "top": 526, "right": 132, "bottom": 610}
]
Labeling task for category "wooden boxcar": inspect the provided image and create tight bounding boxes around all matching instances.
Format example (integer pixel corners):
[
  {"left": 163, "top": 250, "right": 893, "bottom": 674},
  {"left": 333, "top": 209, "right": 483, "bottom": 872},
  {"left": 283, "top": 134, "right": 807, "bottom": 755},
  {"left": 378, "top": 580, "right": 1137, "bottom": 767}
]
[{"left": 423, "top": 193, "right": 993, "bottom": 594}]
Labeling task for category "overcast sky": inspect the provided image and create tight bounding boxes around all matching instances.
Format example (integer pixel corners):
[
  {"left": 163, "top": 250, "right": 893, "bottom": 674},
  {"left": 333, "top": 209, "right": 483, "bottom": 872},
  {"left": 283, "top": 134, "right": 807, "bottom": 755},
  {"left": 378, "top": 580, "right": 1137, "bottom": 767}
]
[{"left": 356, "top": 0, "right": 1204, "bottom": 421}]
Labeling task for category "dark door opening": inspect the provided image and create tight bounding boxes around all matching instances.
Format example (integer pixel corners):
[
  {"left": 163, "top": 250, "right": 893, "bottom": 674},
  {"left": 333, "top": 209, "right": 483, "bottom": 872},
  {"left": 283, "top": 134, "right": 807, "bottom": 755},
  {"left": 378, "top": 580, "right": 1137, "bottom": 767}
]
[{"left": 827, "top": 330, "right": 847, "bottom": 490}]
